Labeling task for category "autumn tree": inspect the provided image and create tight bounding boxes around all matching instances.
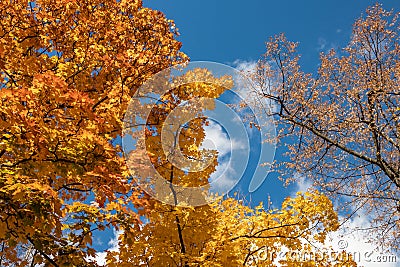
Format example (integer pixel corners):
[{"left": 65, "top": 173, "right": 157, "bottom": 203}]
[
  {"left": 115, "top": 68, "right": 356, "bottom": 267},
  {"left": 122, "top": 67, "right": 230, "bottom": 208},
  {"left": 109, "top": 191, "right": 357, "bottom": 266},
  {"left": 0, "top": 0, "right": 187, "bottom": 265},
  {"left": 251, "top": 3, "right": 399, "bottom": 250}
]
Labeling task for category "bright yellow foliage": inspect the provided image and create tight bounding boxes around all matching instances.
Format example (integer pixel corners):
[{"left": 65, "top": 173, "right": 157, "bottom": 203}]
[{"left": 108, "top": 191, "right": 356, "bottom": 266}]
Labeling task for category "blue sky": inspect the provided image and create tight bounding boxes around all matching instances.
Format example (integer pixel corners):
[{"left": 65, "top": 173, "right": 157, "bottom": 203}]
[
  {"left": 140, "top": 0, "right": 400, "bottom": 206},
  {"left": 144, "top": 1, "right": 400, "bottom": 69}
]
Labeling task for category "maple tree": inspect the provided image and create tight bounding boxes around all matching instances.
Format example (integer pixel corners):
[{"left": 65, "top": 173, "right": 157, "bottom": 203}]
[
  {"left": 250, "top": 3, "right": 399, "bottom": 250},
  {"left": 122, "top": 67, "right": 231, "bottom": 208},
  {"left": 115, "top": 68, "right": 356, "bottom": 267},
  {"left": 0, "top": 0, "right": 186, "bottom": 265},
  {"left": 109, "top": 191, "right": 357, "bottom": 266}
]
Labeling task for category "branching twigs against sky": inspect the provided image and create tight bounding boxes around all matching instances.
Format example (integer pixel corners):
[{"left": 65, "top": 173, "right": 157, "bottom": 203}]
[{"left": 253, "top": 4, "right": 399, "bottom": 250}]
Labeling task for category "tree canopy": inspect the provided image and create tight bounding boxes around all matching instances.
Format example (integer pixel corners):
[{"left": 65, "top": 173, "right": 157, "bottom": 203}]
[
  {"left": 0, "top": 0, "right": 372, "bottom": 266},
  {"left": 251, "top": 3, "right": 399, "bottom": 250},
  {"left": 0, "top": 0, "right": 186, "bottom": 265}
]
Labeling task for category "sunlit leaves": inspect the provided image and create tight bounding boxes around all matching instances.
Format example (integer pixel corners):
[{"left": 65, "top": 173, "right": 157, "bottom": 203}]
[
  {"left": 0, "top": 0, "right": 186, "bottom": 265},
  {"left": 112, "top": 191, "right": 354, "bottom": 266}
]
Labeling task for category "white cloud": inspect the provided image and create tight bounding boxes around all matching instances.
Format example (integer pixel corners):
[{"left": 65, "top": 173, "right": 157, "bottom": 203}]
[
  {"left": 200, "top": 121, "right": 245, "bottom": 193},
  {"left": 201, "top": 121, "right": 244, "bottom": 156},
  {"left": 325, "top": 213, "right": 399, "bottom": 267},
  {"left": 233, "top": 59, "right": 278, "bottom": 118},
  {"left": 292, "top": 174, "right": 313, "bottom": 194},
  {"left": 232, "top": 60, "right": 260, "bottom": 99},
  {"left": 201, "top": 122, "right": 229, "bottom": 157},
  {"left": 233, "top": 59, "right": 258, "bottom": 73}
]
